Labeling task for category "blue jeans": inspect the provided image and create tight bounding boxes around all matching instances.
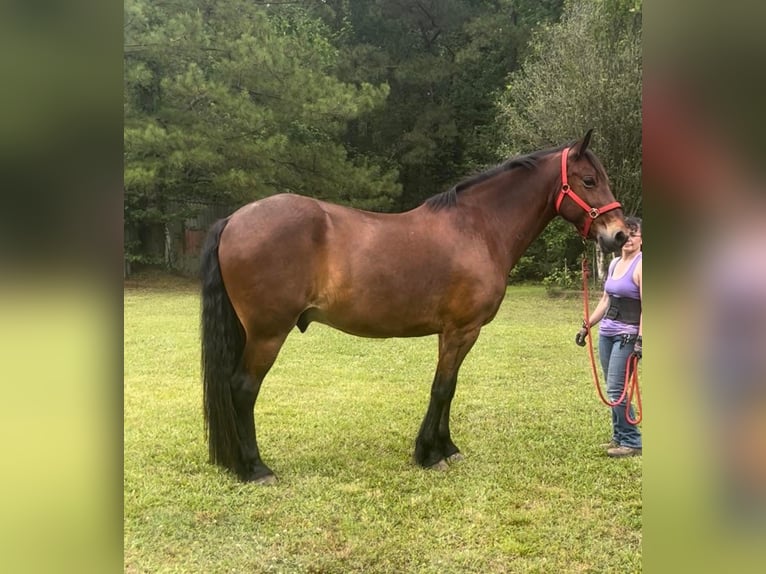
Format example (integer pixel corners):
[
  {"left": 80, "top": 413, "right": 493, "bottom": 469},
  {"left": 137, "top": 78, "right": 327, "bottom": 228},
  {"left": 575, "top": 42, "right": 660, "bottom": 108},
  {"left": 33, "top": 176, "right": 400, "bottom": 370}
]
[{"left": 599, "top": 334, "right": 642, "bottom": 449}]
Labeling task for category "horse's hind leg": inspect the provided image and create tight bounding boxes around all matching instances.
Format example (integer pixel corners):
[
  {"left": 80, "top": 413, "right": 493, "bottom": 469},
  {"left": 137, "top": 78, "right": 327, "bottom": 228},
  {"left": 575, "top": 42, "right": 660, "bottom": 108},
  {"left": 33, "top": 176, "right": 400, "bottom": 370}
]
[{"left": 231, "top": 334, "right": 287, "bottom": 484}]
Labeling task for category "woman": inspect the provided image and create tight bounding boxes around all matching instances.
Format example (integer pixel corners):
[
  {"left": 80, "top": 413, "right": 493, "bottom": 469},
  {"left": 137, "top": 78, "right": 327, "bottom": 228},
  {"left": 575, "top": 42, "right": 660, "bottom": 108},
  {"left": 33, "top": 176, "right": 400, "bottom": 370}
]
[{"left": 576, "top": 216, "right": 643, "bottom": 457}]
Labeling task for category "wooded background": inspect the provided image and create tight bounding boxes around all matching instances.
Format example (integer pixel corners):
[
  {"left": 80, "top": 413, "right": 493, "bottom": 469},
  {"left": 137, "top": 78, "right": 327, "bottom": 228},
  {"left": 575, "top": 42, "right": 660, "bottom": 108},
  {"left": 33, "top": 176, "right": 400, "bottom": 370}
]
[{"left": 124, "top": 0, "right": 642, "bottom": 279}]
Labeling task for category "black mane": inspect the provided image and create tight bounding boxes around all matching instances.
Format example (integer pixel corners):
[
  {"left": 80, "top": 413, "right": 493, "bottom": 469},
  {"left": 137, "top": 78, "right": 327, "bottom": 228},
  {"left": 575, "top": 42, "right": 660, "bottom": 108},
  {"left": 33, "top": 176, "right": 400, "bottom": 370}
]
[{"left": 424, "top": 145, "right": 568, "bottom": 211}]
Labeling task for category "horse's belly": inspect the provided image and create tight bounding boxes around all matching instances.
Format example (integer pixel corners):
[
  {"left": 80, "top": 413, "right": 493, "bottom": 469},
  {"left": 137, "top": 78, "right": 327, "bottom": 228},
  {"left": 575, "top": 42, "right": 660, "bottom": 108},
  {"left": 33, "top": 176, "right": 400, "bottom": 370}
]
[
  {"left": 305, "top": 304, "right": 441, "bottom": 338},
  {"left": 306, "top": 274, "right": 504, "bottom": 338}
]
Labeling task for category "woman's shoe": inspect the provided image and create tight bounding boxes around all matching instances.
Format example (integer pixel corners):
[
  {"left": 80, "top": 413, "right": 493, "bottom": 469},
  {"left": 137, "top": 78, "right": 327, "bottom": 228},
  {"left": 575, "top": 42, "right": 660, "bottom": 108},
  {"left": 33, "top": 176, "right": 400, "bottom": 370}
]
[{"left": 607, "top": 446, "right": 642, "bottom": 458}]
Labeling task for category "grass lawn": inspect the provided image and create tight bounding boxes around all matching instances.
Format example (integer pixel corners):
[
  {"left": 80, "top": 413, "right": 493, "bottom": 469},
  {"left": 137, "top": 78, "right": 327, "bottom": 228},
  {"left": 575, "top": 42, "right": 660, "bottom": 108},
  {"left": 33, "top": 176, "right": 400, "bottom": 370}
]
[{"left": 124, "top": 277, "right": 642, "bottom": 573}]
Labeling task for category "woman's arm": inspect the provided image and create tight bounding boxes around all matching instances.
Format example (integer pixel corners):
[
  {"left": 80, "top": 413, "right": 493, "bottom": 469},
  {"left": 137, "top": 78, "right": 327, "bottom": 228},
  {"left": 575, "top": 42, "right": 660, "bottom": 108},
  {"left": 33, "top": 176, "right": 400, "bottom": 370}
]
[
  {"left": 635, "top": 259, "right": 643, "bottom": 338},
  {"left": 587, "top": 290, "right": 611, "bottom": 327}
]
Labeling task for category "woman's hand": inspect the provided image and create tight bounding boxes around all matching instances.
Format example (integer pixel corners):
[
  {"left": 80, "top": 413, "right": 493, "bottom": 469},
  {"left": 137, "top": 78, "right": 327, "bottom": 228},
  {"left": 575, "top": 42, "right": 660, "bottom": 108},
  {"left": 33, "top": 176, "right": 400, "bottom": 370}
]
[
  {"left": 633, "top": 335, "right": 642, "bottom": 359},
  {"left": 575, "top": 322, "right": 589, "bottom": 346}
]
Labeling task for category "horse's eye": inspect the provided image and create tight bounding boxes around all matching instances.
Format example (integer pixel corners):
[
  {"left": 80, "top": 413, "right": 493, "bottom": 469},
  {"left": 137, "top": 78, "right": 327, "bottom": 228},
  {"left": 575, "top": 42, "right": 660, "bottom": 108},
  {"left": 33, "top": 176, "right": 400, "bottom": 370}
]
[{"left": 583, "top": 177, "right": 596, "bottom": 188}]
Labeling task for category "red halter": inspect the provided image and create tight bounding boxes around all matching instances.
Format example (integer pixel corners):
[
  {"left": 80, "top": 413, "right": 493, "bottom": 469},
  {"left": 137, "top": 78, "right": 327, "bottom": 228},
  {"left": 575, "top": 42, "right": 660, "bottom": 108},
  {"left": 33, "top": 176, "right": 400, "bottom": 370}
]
[{"left": 555, "top": 146, "right": 622, "bottom": 238}]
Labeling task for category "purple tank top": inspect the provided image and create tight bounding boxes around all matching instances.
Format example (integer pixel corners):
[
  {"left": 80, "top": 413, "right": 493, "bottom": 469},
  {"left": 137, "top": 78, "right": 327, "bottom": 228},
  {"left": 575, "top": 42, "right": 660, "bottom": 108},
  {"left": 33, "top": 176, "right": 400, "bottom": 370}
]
[{"left": 599, "top": 252, "right": 642, "bottom": 336}]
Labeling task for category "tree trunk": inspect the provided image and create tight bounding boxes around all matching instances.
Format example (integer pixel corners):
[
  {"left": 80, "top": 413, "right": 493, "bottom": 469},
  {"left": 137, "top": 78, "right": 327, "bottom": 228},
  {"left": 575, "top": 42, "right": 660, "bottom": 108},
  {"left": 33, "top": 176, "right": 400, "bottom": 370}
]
[
  {"left": 164, "top": 224, "right": 174, "bottom": 270},
  {"left": 594, "top": 243, "right": 616, "bottom": 286}
]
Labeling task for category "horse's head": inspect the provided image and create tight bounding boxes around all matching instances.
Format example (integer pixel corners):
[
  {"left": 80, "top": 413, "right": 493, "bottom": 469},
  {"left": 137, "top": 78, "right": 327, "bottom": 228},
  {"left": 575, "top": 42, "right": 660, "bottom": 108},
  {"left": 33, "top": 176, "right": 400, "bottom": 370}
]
[{"left": 555, "top": 129, "right": 629, "bottom": 252}]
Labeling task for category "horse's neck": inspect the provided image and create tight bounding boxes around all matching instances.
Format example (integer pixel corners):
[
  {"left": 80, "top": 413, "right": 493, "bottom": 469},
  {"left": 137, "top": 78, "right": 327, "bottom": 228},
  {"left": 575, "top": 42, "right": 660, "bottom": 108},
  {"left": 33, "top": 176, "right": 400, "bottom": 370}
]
[{"left": 463, "top": 168, "right": 557, "bottom": 273}]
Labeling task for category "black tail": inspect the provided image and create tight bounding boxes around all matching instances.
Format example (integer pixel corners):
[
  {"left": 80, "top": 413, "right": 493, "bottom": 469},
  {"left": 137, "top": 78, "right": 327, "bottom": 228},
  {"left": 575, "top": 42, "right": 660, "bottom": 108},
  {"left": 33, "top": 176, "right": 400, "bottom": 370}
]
[{"left": 200, "top": 218, "right": 245, "bottom": 474}]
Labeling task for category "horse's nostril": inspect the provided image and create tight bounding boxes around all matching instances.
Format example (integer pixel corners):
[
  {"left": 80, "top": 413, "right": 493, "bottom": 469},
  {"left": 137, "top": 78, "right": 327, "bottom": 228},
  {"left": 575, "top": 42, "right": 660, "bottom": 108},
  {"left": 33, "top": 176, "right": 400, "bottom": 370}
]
[{"left": 615, "top": 231, "right": 627, "bottom": 246}]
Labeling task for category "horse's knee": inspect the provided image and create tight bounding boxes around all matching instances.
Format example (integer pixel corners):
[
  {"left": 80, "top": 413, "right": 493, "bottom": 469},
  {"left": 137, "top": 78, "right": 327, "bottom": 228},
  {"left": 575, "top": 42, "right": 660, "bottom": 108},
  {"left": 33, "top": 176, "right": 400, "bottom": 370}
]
[{"left": 430, "top": 373, "right": 458, "bottom": 400}]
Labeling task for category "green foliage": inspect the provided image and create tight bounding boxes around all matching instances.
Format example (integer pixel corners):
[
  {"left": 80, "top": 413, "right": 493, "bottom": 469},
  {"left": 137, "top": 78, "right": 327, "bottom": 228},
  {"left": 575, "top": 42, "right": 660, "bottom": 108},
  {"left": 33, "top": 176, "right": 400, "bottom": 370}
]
[
  {"left": 123, "top": 0, "right": 639, "bottom": 281},
  {"left": 542, "top": 260, "right": 582, "bottom": 295},
  {"left": 507, "top": 256, "right": 537, "bottom": 283},
  {"left": 318, "top": 0, "right": 565, "bottom": 209},
  {"left": 124, "top": 0, "right": 400, "bottom": 262}
]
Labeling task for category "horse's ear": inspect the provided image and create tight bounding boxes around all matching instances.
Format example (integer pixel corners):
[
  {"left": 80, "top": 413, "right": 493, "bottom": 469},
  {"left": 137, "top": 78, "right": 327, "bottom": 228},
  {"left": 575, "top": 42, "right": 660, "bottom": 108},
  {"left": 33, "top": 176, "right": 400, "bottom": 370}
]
[{"left": 573, "top": 128, "right": 594, "bottom": 158}]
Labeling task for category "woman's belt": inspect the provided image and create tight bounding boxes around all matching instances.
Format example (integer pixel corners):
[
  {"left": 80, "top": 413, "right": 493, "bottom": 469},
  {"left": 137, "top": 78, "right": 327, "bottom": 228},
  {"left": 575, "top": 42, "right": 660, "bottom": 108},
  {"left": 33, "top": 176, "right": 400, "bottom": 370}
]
[{"left": 605, "top": 295, "right": 641, "bottom": 325}]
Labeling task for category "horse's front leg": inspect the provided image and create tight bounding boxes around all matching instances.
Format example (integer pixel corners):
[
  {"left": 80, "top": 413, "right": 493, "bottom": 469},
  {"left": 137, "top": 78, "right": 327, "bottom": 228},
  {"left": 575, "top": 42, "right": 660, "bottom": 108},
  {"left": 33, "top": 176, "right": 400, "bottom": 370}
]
[
  {"left": 438, "top": 399, "right": 464, "bottom": 463},
  {"left": 414, "top": 327, "right": 480, "bottom": 469}
]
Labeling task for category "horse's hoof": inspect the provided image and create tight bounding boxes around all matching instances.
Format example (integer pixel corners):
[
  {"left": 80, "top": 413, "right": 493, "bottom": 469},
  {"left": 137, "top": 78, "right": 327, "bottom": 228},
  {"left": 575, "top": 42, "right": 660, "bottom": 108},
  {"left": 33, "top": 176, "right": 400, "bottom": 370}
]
[
  {"left": 428, "top": 459, "right": 449, "bottom": 472},
  {"left": 447, "top": 452, "right": 465, "bottom": 464},
  {"left": 254, "top": 474, "right": 278, "bottom": 485},
  {"left": 246, "top": 473, "right": 278, "bottom": 485}
]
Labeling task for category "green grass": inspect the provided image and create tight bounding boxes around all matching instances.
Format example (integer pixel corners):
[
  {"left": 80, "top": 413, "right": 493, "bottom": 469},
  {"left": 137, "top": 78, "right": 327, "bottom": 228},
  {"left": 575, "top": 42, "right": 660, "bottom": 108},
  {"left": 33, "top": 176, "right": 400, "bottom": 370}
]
[{"left": 124, "top": 278, "right": 641, "bottom": 573}]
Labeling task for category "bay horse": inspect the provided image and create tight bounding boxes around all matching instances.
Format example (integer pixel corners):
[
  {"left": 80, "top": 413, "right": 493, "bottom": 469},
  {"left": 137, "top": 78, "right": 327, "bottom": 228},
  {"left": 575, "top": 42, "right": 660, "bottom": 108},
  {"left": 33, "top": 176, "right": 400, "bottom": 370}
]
[{"left": 200, "top": 129, "right": 629, "bottom": 483}]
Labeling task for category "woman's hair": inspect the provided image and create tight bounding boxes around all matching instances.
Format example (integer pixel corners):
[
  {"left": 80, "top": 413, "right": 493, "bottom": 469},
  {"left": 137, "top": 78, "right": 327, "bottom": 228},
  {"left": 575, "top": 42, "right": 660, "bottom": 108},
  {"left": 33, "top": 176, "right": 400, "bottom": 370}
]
[{"left": 625, "top": 216, "right": 642, "bottom": 234}]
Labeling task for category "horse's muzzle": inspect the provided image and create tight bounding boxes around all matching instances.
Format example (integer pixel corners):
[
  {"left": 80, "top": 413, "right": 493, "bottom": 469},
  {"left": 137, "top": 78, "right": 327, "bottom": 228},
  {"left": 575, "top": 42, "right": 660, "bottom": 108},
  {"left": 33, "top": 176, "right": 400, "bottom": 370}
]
[{"left": 598, "top": 229, "right": 628, "bottom": 253}]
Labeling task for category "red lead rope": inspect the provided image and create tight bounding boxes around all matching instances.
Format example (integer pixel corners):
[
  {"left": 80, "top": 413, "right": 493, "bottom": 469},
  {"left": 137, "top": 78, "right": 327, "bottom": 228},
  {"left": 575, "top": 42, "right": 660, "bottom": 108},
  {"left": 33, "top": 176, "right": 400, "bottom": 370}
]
[{"left": 581, "top": 257, "right": 642, "bottom": 425}]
